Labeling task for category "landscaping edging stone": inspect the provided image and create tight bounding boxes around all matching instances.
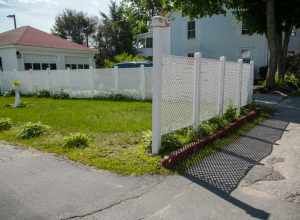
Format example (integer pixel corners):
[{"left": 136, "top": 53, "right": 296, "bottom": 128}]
[{"left": 161, "top": 110, "right": 257, "bottom": 169}]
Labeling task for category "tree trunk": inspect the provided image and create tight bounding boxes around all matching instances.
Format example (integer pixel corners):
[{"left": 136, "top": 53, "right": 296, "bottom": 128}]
[
  {"left": 278, "top": 25, "right": 293, "bottom": 76},
  {"left": 265, "top": 0, "right": 278, "bottom": 90}
]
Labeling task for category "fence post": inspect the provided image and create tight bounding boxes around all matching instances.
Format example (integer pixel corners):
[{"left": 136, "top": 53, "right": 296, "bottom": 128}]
[
  {"left": 114, "top": 66, "right": 119, "bottom": 91},
  {"left": 46, "top": 68, "right": 51, "bottom": 92},
  {"left": 249, "top": 60, "right": 255, "bottom": 103},
  {"left": 193, "top": 52, "right": 202, "bottom": 129},
  {"left": 237, "top": 59, "right": 243, "bottom": 112},
  {"left": 140, "top": 64, "right": 146, "bottom": 100},
  {"left": 218, "top": 56, "right": 226, "bottom": 115},
  {"left": 151, "top": 16, "right": 171, "bottom": 154},
  {"left": 89, "top": 66, "right": 95, "bottom": 91},
  {"left": 29, "top": 69, "right": 33, "bottom": 93}
]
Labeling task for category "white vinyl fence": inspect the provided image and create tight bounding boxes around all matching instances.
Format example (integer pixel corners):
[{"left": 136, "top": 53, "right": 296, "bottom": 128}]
[
  {"left": 152, "top": 53, "right": 254, "bottom": 152},
  {"left": 0, "top": 66, "right": 153, "bottom": 99}
]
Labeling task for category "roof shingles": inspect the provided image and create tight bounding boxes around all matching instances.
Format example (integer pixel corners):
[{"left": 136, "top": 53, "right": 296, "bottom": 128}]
[{"left": 0, "top": 26, "right": 96, "bottom": 52}]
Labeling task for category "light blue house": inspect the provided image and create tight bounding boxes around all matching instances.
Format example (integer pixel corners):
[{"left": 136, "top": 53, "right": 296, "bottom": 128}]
[{"left": 137, "top": 12, "right": 300, "bottom": 74}]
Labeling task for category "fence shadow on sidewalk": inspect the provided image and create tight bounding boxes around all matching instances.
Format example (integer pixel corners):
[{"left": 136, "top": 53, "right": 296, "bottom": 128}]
[{"left": 176, "top": 118, "right": 289, "bottom": 220}]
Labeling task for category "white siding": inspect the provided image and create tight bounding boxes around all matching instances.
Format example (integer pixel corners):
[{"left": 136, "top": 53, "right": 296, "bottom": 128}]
[
  {"left": 0, "top": 47, "right": 17, "bottom": 71},
  {"left": 170, "top": 12, "right": 269, "bottom": 70}
]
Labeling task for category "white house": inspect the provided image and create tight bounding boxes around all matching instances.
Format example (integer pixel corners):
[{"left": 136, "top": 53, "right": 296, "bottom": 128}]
[
  {"left": 0, "top": 26, "right": 97, "bottom": 72},
  {"left": 137, "top": 12, "right": 300, "bottom": 72}
]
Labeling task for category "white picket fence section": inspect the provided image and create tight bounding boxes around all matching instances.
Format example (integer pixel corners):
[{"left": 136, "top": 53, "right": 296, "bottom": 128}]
[
  {"left": 152, "top": 53, "right": 254, "bottom": 152},
  {"left": 0, "top": 66, "right": 153, "bottom": 99}
]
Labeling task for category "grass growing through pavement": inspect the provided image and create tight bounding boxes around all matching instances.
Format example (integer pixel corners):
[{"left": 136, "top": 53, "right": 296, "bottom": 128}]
[{"left": 0, "top": 97, "right": 169, "bottom": 175}]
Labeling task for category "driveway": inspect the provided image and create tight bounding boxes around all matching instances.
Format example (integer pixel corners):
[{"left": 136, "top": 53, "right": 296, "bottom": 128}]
[{"left": 0, "top": 95, "right": 299, "bottom": 220}]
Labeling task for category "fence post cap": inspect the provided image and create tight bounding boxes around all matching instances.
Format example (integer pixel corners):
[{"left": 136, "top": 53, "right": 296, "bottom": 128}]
[
  {"left": 194, "top": 52, "right": 202, "bottom": 58},
  {"left": 220, "top": 56, "right": 226, "bottom": 61},
  {"left": 151, "top": 16, "right": 170, "bottom": 28}
]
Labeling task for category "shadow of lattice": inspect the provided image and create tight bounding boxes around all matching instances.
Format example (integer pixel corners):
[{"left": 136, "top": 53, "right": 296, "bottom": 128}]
[
  {"left": 178, "top": 119, "right": 288, "bottom": 194},
  {"left": 175, "top": 119, "right": 289, "bottom": 220}
]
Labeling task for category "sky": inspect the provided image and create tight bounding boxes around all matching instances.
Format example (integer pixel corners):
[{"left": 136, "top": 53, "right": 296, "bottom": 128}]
[{"left": 0, "top": 0, "right": 119, "bottom": 33}]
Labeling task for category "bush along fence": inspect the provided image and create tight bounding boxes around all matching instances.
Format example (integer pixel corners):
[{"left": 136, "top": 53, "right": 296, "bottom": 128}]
[
  {"left": 151, "top": 16, "right": 255, "bottom": 155},
  {"left": 0, "top": 66, "right": 152, "bottom": 100}
]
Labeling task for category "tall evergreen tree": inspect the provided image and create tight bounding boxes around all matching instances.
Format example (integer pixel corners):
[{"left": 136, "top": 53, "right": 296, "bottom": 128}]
[
  {"left": 95, "top": 1, "right": 135, "bottom": 66},
  {"left": 52, "top": 9, "right": 97, "bottom": 46}
]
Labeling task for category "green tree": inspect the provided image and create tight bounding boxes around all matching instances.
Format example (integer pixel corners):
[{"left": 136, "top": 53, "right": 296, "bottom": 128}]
[
  {"left": 124, "top": 0, "right": 168, "bottom": 33},
  {"left": 52, "top": 9, "right": 97, "bottom": 46},
  {"left": 168, "top": 0, "right": 300, "bottom": 89},
  {"left": 95, "top": 1, "right": 136, "bottom": 66}
]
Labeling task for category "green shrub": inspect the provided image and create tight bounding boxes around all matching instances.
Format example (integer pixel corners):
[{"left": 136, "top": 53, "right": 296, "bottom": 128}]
[
  {"left": 284, "top": 73, "right": 300, "bottom": 89},
  {"left": 141, "top": 130, "right": 182, "bottom": 153},
  {"left": 3, "top": 90, "right": 14, "bottom": 97},
  {"left": 141, "top": 130, "right": 152, "bottom": 150},
  {"left": 52, "top": 90, "right": 70, "bottom": 99},
  {"left": 209, "top": 116, "right": 227, "bottom": 130},
  {"left": 37, "top": 90, "right": 51, "bottom": 98},
  {"left": 199, "top": 122, "right": 217, "bottom": 136},
  {"left": 17, "top": 122, "right": 49, "bottom": 139},
  {"left": 224, "top": 104, "right": 238, "bottom": 122},
  {"left": 286, "top": 54, "right": 300, "bottom": 76},
  {"left": 63, "top": 133, "right": 89, "bottom": 148},
  {"left": 0, "top": 118, "right": 12, "bottom": 131},
  {"left": 161, "top": 133, "right": 182, "bottom": 153}
]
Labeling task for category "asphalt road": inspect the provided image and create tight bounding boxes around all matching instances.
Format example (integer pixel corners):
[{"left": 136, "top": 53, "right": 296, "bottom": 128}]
[{"left": 0, "top": 95, "right": 299, "bottom": 220}]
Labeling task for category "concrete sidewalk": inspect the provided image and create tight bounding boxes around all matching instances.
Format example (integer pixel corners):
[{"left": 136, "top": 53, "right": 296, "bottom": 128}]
[{"left": 0, "top": 95, "right": 299, "bottom": 220}]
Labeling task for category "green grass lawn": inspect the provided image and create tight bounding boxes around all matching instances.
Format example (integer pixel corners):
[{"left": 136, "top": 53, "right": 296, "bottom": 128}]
[{"left": 0, "top": 97, "right": 169, "bottom": 175}]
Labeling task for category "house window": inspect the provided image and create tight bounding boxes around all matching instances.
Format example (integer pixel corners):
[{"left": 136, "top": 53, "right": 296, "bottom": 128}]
[
  {"left": 24, "top": 63, "right": 32, "bottom": 70},
  {"left": 71, "top": 64, "right": 77, "bottom": 69},
  {"left": 137, "top": 39, "right": 145, "bottom": 49},
  {"left": 0, "top": 57, "right": 3, "bottom": 72},
  {"left": 50, "top": 63, "right": 57, "bottom": 70},
  {"left": 65, "top": 64, "right": 71, "bottom": 69},
  {"left": 42, "top": 63, "right": 49, "bottom": 70},
  {"left": 33, "top": 63, "right": 41, "bottom": 70},
  {"left": 84, "top": 64, "right": 89, "bottom": 69},
  {"left": 187, "top": 21, "right": 196, "bottom": 39},
  {"left": 241, "top": 20, "right": 249, "bottom": 35},
  {"left": 187, "top": 53, "right": 194, "bottom": 57},
  {"left": 146, "top": 38, "right": 153, "bottom": 48},
  {"left": 78, "top": 64, "right": 84, "bottom": 69},
  {"left": 291, "top": 27, "right": 296, "bottom": 37},
  {"left": 241, "top": 49, "right": 251, "bottom": 63}
]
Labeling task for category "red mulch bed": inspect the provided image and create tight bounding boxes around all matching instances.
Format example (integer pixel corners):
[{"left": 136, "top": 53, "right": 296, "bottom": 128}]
[{"left": 161, "top": 111, "right": 257, "bottom": 169}]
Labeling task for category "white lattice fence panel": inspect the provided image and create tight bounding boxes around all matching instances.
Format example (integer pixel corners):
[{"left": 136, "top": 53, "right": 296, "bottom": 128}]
[
  {"left": 223, "top": 61, "right": 240, "bottom": 109},
  {"left": 242, "top": 63, "right": 251, "bottom": 106},
  {"left": 160, "top": 55, "right": 195, "bottom": 135},
  {"left": 199, "top": 58, "right": 220, "bottom": 121}
]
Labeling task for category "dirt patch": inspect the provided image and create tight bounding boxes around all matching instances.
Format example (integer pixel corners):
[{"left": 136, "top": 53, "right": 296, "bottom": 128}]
[
  {"left": 285, "top": 193, "right": 300, "bottom": 204},
  {"left": 267, "top": 157, "right": 285, "bottom": 165},
  {"left": 242, "top": 166, "right": 285, "bottom": 186},
  {"left": 262, "top": 170, "right": 285, "bottom": 181}
]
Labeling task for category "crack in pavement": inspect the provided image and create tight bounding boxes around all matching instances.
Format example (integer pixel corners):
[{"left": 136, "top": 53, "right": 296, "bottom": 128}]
[{"left": 60, "top": 179, "right": 166, "bottom": 220}]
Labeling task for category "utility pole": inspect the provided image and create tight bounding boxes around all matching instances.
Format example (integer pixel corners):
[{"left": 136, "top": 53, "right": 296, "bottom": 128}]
[{"left": 7, "top": 14, "right": 17, "bottom": 29}]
